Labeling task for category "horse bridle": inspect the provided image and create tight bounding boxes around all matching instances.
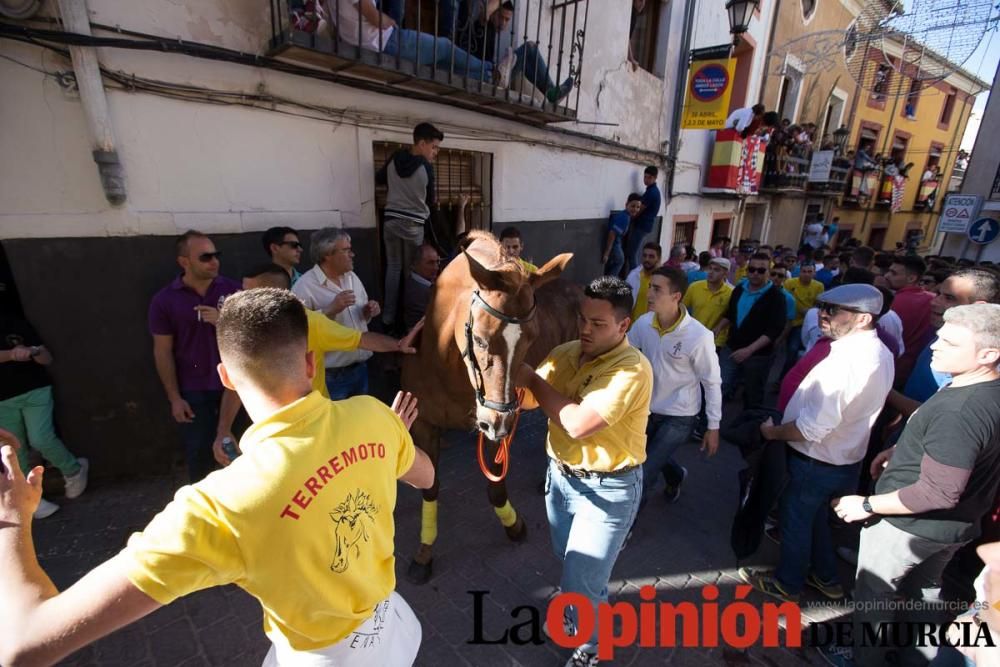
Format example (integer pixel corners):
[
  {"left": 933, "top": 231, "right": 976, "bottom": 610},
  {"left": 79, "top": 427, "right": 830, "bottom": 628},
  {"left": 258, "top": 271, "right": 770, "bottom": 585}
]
[{"left": 461, "top": 290, "right": 536, "bottom": 414}]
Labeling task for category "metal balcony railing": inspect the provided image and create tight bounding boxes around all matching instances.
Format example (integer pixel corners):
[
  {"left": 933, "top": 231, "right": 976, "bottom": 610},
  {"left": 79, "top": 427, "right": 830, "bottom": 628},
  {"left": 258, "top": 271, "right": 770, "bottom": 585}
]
[{"left": 268, "top": 0, "right": 588, "bottom": 124}]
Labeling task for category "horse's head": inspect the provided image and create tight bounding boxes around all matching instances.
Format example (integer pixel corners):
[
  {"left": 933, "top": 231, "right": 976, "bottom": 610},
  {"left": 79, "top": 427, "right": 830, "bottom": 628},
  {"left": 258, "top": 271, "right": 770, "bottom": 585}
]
[
  {"left": 458, "top": 239, "right": 572, "bottom": 441},
  {"left": 329, "top": 491, "right": 377, "bottom": 573}
]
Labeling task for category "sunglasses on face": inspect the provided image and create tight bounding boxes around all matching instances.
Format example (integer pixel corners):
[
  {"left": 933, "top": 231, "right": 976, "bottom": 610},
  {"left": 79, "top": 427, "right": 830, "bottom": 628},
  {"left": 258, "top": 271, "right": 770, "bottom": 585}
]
[
  {"left": 818, "top": 302, "right": 861, "bottom": 316},
  {"left": 747, "top": 266, "right": 768, "bottom": 274},
  {"left": 280, "top": 241, "right": 303, "bottom": 250},
  {"left": 198, "top": 251, "right": 222, "bottom": 263}
]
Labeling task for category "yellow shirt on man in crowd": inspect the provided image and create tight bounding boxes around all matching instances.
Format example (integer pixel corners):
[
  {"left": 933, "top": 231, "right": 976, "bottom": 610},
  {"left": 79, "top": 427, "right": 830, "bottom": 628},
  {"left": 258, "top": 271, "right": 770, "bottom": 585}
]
[
  {"left": 683, "top": 280, "right": 733, "bottom": 347},
  {"left": 784, "top": 277, "right": 824, "bottom": 327},
  {"left": 123, "top": 392, "right": 416, "bottom": 651},
  {"left": 534, "top": 338, "right": 652, "bottom": 472}
]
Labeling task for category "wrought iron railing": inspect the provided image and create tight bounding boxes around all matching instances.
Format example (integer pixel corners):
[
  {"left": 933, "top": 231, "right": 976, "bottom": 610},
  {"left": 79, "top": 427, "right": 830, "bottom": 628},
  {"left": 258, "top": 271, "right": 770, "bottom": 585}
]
[{"left": 268, "top": 0, "right": 588, "bottom": 122}]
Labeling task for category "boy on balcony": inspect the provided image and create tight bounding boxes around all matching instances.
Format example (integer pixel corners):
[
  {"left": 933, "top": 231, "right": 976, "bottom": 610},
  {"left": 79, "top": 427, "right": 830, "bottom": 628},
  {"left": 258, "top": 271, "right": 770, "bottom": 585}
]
[
  {"left": 456, "top": 1, "right": 575, "bottom": 105},
  {"left": 332, "top": 0, "right": 514, "bottom": 83}
]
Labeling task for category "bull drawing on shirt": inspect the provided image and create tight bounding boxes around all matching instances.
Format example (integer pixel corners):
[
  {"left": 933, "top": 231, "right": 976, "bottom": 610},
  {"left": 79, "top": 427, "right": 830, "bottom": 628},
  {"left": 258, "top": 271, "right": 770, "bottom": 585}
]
[{"left": 330, "top": 490, "right": 379, "bottom": 573}]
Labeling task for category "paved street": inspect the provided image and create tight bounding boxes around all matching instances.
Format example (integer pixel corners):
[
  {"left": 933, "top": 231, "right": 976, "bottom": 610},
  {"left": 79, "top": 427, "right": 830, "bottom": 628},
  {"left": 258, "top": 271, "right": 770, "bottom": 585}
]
[{"left": 35, "top": 407, "right": 847, "bottom": 666}]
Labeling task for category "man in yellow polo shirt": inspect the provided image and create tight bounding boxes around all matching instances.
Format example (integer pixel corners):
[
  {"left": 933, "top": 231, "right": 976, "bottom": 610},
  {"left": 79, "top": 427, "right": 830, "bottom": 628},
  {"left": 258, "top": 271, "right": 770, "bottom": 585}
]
[
  {"left": 212, "top": 264, "right": 422, "bottom": 466},
  {"left": 0, "top": 288, "right": 434, "bottom": 666},
  {"left": 625, "top": 241, "right": 663, "bottom": 325},
  {"left": 683, "top": 257, "right": 734, "bottom": 348},
  {"left": 782, "top": 260, "right": 824, "bottom": 373},
  {"left": 516, "top": 276, "right": 652, "bottom": 667}
]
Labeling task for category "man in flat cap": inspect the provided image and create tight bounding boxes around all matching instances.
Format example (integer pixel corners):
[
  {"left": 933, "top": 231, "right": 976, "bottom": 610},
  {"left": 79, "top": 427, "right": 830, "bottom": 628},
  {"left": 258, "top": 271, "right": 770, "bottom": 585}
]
[{"left": 738, "top": 284, "right": 894, "bottom": 606}]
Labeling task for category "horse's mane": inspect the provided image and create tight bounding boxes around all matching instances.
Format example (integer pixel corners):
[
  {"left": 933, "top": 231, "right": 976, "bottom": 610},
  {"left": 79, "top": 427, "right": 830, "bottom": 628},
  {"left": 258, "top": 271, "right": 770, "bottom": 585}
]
[{"left": 464, "top": 230, "right": 525, "bottom": 275}]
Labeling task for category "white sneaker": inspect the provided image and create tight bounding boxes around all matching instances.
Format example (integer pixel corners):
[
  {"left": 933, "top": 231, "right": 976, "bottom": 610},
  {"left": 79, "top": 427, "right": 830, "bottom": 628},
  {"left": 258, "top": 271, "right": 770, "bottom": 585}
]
[
  {"left": 64, "top": 458, "right": 89, "bottom": 499},
  {"left": 494, "top": 47, "right": 515, "bottom": 88},
  {"left": 565, "top": 647, "right": 598, "bottom": 667},
  {"left": 34, "top": 498, "right": 60, "bottom": 519}
]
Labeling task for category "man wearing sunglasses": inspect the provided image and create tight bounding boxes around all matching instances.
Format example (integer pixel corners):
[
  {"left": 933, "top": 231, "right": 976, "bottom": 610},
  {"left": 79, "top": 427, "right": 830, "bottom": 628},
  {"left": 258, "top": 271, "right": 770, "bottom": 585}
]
[
  {"left": 741, "top": 284, "right": 893, "bottom": 612},
  {"left": 149, "top": 230, "right": 241, "bottom": 481},
  {"left": 715, "top": 252, "right": 787, "bottom": 410},
  {"left": 262, "top": 226, "right": 304, "bottom": 286}
]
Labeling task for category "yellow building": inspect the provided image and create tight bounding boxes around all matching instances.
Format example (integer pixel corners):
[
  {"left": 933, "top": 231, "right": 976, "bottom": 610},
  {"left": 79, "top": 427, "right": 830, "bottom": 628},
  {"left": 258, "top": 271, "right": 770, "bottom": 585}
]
[{"left": 832, "top": 39, "right": 988, "bottom": 250}]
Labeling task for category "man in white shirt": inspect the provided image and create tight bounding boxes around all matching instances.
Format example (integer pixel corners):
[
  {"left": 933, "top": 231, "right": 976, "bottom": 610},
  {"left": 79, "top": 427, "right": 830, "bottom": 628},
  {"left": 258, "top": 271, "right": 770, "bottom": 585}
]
[
  {"left": 292, "top": 227, "right": 379, "bottom": 399},
  {"left": 725, "top": 103, "right": 765, "bottom": 136},
  {"left": 739, "top": 284, "right": 894, "bottom": 603},
  {"left": 628, "top": 266, "right": 722, "bottom": 505}
]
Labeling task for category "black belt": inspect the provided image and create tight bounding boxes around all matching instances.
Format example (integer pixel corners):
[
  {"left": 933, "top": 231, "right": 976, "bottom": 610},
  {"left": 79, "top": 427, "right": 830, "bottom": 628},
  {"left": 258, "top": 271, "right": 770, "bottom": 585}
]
[
  {"left": 787, "top": 447, "right": 840, "bottom": 468},
  {"left": 325, "top": 362, "right": 364, "bottom": 376},
  {"left": 553, "top": 459, "right": 640, "bottom": 479}
]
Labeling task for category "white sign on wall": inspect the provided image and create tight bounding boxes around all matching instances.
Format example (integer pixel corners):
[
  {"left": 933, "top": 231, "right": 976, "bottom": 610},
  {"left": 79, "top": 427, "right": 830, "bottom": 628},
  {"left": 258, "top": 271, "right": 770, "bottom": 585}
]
[
  {"left": 808, "top": 151, "right": 834, "bottom": 182},
  {"left": 938, "top": 194, "right": 982, "bottom": 234}
]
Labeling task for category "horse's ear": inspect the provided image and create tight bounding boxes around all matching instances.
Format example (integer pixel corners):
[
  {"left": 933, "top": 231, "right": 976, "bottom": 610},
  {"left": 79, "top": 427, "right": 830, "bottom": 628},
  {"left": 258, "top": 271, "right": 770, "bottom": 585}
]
[
  {"left": 464, "top": 250, "right": 512, "bottom": 292},
  {"left": 529, "top": 253, "right": 573, "bottom": 290}
]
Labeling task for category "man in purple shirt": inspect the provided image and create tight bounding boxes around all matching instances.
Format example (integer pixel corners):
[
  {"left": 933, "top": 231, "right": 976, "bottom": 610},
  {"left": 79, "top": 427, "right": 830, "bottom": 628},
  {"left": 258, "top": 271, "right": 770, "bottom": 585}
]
[{"left": 148, "top": 230, "right": 241, "bottom": 481}]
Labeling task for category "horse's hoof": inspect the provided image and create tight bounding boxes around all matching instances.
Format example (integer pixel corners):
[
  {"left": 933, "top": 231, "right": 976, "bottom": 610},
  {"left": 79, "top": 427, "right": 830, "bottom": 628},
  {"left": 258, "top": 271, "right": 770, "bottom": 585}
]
[
  {"left": 407, "top": 558, "right": 433, "bottom": 584},
  {"left": 505, "top": 515, "right": 528, "bottom": 542}
]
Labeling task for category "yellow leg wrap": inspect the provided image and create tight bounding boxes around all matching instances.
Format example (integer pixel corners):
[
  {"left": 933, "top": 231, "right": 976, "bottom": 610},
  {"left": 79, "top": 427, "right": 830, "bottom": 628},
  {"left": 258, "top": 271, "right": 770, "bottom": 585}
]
[
  {"left": 420, "top": 500, "right": 438, "bottom": 546},
  {"left": 494, "top": 500, "right": 517, "bottom": 528}
]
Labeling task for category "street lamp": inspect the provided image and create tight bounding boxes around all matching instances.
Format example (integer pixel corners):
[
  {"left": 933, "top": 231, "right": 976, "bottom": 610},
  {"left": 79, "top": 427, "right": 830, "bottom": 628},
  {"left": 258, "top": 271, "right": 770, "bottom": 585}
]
[
  {"left": 726, "top": 0, "right": 759, "bottom": 44},
  {"left": 833, "top": 125, "right": 850, "bottom": 154}
]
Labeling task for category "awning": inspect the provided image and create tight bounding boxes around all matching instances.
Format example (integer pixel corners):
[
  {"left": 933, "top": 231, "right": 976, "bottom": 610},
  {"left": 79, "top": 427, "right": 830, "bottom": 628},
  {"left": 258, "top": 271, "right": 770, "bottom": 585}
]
[{"left": 860, "top": 127, "right": 878, "bottom": 140}]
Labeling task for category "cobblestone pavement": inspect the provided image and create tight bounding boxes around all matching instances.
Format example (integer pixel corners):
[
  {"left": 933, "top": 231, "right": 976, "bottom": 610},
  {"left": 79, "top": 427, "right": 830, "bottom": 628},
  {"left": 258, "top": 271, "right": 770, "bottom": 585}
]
[{"left": 35, "top": 408, "right": 851, "bottom": 666}]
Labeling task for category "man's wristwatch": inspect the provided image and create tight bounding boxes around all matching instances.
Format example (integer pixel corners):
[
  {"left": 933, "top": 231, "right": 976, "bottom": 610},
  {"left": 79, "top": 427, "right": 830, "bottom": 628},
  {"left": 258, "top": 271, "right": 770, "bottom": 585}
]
[{"left": 862, "top": 497, "right": 874, "bottom": 514}]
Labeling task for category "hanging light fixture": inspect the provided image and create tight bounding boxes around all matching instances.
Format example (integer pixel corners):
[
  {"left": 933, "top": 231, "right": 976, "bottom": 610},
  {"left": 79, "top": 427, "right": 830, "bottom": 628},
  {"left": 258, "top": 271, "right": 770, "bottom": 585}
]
[{"left": 726, "top": 0, "right": 759, "bottom": 44}]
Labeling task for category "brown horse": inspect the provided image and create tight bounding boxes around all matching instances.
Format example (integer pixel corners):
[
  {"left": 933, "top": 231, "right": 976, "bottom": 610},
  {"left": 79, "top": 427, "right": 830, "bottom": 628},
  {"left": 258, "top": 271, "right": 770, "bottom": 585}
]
[{"left": 401, "top": 231, "right": 581, "bottom": 583}]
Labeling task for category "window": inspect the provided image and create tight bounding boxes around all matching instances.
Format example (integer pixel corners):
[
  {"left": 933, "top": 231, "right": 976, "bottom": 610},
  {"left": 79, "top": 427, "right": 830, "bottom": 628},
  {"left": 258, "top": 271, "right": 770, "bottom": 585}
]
[
  {"left": 903, "top": 78, "right": 921, "bottom": 119},
  {"left": 940, "top": 89, "right": 957, "bottom": 127},
  {"left": 672, "top": 216, "right": 698, "bottom": 245},
  {"left": 868, "top": 226, "right": 887, "bottom": 250},
  {"left": 629, "top": 0, "right": 663, "bottom": 74},
  {"left": 801, "top": 0, "right": 816, "bottom": 19},
  {"left": 871, "top": 63, "right": 891, "bottom": 102},
  {"left": 373, "top": 141, "right": 493, "bottom": 249},
  {"left": 711, "top": 216, "right": 732, "bottom": 244}
]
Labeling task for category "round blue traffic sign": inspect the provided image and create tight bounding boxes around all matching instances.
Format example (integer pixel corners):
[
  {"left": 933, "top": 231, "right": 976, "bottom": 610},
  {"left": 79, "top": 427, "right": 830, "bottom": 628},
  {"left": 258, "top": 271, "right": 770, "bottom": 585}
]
[
  {"left": 690, "top": 64, "right": 730, "bottom": 103},
  {"left": 968, "top": 217, "right": 999, "bottom": 245}
]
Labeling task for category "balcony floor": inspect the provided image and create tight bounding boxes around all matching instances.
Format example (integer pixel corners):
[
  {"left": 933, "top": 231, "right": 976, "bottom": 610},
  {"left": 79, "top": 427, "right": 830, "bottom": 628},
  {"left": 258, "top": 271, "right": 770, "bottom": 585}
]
[{"left": 269, "top": 29, "right": 577, "bottom": 125}]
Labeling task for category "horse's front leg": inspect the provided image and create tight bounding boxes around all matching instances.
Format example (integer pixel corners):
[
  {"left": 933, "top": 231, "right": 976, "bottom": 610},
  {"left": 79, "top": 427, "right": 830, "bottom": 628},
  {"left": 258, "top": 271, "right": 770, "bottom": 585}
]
[
  {"left": 407, "top": 419, "right": 440, "bottom": 585},
  {"left": 483, "top": 437, "right": 527, "bottom": 542}
]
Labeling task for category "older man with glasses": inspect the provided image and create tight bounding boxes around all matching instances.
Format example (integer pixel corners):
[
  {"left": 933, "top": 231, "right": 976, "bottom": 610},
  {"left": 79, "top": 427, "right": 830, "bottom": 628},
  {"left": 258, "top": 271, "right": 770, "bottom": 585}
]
[
  {"left": 148, "top": 230, "right": 242, "bottom": 481},
  {"left": 740, "top": 284, "right": 894, "bottom": 608},
  {"left": 292, "top": 227, "right": 381, "bottom": 400}
]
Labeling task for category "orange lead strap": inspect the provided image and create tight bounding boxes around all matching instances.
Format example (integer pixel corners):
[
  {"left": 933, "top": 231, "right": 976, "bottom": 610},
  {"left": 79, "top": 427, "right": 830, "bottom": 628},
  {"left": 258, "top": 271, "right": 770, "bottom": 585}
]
[{"left": 477, "top": 389, "right": 525, "bottom": 482}]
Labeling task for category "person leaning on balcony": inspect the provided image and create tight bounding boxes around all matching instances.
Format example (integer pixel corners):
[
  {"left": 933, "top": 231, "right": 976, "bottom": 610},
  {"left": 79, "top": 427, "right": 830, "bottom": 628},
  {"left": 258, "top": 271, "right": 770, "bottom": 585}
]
[
  {"left": 376, "top": 122, "right": 442, "bottom": 332},
  {"left": 725, "top": 103, "right": 765, "bottom": 139},
  {"left": 457, "top": 0, "right": 575, "bottom": 104},
  {"left": 332, "top": 0, "right": 512, "bottom": 84}
]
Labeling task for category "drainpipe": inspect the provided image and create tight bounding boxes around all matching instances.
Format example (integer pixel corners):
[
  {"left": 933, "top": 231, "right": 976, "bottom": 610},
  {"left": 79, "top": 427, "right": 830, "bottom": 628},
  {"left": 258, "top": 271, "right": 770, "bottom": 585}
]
[
  {"left": 57, "top": 0, "right": 126, "bottom": 205},
  {"left": 665, "top": 0, "right": 697, "bottom": 199}
]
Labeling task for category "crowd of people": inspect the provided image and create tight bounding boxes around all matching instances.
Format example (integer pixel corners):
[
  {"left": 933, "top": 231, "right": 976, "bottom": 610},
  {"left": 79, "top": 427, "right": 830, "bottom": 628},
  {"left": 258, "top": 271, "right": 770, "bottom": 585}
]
[{"left": 2, "top": 121, "right": 999, "bottom": 667}]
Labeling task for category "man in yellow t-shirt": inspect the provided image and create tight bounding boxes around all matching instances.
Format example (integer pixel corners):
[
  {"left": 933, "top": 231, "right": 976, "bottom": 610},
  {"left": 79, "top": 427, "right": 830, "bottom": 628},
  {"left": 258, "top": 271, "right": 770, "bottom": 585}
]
[
  {"left": 625, "top": 241, "right": 663, "bottom": 325},
  {"left": 212, "top": 264, "right": 422, "bottom": 466},
  {"left": 499, "top": 226, "right": 539, "bottom": 272},
  {"left": 0, "top": 288, "right": 434, "bottom": 666},
  {"left": 683, "top": 257, "right": 734, "bottom": 348},
  {"left": 782, "top": 261, "right": 824, "bottom": 372},
  {"left": 515, "top": 276, "right": 652, "bottom": 666}
]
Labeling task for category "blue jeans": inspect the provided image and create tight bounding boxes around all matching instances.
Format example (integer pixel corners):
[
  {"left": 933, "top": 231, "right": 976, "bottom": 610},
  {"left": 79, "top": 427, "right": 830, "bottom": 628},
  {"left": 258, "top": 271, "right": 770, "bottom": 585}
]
[
  {"left": 641, "top": 414, "right": 697, "bottom": 501},
  {"left": 545, "top": 459, "right": 641, "bottom": 652},
  {"left": 604, "top": 239, "right": 624, "bottom": 278},
  {"left": 384, "top": 28, "right": 493, "bottom": 80},
  {"left": 719, "top": 346, "right": 771, "bottom": 409},
  {"left": 325, "top": 362, "right": 369, "bottom": 400},
  {"left": 775, "top": 452, "right": 860, "bottom": 594},
  {"left": 624, "top": 225, "right": 652, "bottom": 274},
  {"left": 512, "top": 42, "right": 558, "bottom": 92},
  {"left": 178, "top": 389, "right": 223, "bottom": 482}
]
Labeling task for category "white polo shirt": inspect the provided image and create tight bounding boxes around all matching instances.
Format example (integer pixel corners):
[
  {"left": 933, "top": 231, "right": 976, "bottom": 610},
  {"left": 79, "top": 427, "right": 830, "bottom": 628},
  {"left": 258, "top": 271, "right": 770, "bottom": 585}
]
[
  {"left": 627, "top": 308, "right": 723, "bottom": 429},
  {"left": 783, "top": 329, "right": 894, "bottom": 465},
  {"left": 292, "top": 266, "right": 374, "bottom": 369}
]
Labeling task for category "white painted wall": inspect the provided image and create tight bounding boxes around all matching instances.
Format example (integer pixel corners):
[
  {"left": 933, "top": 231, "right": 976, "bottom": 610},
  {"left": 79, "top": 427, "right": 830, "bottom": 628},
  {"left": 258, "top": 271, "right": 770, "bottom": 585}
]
[{"left": 0, "top": 0, "right": 664, "bottom": 240}]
